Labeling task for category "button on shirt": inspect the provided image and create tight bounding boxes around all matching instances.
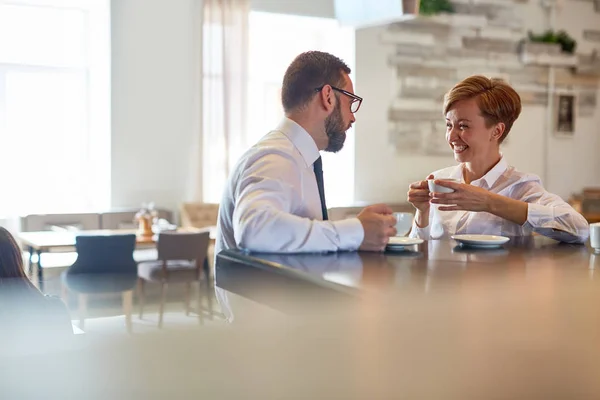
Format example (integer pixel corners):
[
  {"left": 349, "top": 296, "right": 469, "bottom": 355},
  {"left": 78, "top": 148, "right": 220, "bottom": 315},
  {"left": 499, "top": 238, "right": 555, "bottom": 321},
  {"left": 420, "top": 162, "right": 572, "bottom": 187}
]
[
  {"left": 215, "top": 117, "right": 364, "bottom": 255},
  {"left": 409, "top": 158, "right": 589, "bottom": 243}
]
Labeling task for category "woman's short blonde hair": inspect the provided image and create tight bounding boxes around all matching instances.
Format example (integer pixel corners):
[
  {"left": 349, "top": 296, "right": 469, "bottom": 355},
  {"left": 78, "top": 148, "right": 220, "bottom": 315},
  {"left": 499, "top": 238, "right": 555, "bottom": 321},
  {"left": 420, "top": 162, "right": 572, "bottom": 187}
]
[{"left": 443, "top": 75, "right": 522, "bottom": 143}]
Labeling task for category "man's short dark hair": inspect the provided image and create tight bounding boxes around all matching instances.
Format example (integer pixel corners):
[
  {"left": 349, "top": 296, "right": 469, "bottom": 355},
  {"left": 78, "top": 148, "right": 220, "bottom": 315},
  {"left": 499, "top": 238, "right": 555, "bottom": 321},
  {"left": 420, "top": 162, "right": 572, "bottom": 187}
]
[{"left": 281, "top": 51, "right": 351, "bottom": 113}]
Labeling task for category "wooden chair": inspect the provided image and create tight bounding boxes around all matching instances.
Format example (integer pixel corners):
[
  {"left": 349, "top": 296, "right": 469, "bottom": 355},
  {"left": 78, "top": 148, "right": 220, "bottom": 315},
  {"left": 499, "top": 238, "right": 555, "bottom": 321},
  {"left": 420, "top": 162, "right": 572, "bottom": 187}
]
[{"left": 137, "top": 231, "right": 211, "bottom": 328}]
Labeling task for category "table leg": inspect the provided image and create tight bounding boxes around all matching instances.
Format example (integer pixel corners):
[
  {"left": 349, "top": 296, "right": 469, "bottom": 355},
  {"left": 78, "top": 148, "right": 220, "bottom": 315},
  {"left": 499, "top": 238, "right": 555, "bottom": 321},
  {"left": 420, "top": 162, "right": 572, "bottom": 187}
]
[
  {"left": 203, "top": 258, "right": 210, "bottom": 281},
  {"left": 203, "top": 258, "right": 213, "bottom": 319},
  {"left": 27, "top": 246, "right": 35, "bottom": 277},
  {"left": 37, "top": 250, "right": 44, "bottom": 292}
]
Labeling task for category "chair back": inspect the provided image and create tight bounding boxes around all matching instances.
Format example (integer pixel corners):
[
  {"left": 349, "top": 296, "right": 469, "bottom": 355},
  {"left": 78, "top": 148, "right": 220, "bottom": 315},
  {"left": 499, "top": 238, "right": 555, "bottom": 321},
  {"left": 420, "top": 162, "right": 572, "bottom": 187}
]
[
  {"left": 68, "top": 234, "right": 137, "bottom": 275},
  {"left": 157, "top": 231, "right": 210, "bottom": 263}
]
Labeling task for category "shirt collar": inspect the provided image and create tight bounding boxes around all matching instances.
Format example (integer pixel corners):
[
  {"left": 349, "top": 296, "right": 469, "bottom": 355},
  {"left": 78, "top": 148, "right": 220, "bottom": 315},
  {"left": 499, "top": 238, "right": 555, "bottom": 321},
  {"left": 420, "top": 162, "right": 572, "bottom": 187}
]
[
  {"left": 479, "top": 156, "right": 508, "bottom": 187},
  {"left": 466, "top": 156, "right": 508, "bottom": 188},
  {"left": 276, "top": 117, "right": 320, "bottom": 167}
]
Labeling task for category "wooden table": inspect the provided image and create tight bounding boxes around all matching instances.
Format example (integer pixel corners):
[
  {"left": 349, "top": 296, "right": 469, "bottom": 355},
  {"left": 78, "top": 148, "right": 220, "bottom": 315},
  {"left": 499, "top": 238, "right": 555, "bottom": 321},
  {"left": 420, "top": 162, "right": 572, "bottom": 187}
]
[
  {"left": 18, "top": 227, "right": 215, "bottom": 290},
  {"left": 216, "top": 236, "right": 599, "bottom": 312},
  {"left": 212, "top": 237, "right": 600, "bottom": 397},
  {"left": 5, "top": 236, "right": 600, "bottom": 398}
]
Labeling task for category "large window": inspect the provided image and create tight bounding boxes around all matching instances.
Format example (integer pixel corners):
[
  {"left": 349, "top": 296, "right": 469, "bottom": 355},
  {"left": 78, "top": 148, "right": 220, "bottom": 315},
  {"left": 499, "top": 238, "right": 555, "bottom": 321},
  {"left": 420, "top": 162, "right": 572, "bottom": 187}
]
[
  {"left": 0, "top": 0, "right": 110, "bottom": 215},
  {"left": 203, "top": 11, "right": 355, "bottom": 206}
]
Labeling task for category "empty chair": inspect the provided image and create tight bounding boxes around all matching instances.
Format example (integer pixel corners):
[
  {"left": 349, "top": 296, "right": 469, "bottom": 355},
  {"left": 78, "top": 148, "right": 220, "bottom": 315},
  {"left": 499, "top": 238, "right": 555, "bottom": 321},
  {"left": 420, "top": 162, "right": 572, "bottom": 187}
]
[
  {"left": 61, "top": 234, "right": 138, "bottom": 332},
  {"left": 137, "top": 231, "right": 211, "bottom": 327}
]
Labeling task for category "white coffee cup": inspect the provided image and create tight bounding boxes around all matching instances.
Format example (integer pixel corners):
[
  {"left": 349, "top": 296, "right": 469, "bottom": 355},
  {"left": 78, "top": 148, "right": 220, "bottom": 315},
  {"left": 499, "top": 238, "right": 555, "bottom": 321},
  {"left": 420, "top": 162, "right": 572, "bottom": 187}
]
[
  {"left": 393, "top": 212, "right": 413, "bottom": 236},
  {"left": 590, "top": 223, "right": 600, "bottom": 251},
  {"left": 428, "top": 178, "right": 460, "bottom": 194}
]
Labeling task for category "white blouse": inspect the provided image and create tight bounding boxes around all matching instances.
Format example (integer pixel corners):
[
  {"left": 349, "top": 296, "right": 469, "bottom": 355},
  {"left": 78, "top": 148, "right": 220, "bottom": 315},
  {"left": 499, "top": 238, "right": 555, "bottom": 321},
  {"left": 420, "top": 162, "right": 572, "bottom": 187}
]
[{"left": 409, "top": 158, "right": 589, "bottom": 243}]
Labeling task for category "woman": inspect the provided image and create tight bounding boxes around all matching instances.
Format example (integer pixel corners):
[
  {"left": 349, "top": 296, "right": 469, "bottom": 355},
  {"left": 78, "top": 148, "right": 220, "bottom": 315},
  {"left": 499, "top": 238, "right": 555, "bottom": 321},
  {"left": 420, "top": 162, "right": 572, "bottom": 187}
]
[
  {"left": 0, "top": 226, "right": 38, "bottom": 282},
  {"left": 407, "top": 75, "right": 589, "bottom": 243}
]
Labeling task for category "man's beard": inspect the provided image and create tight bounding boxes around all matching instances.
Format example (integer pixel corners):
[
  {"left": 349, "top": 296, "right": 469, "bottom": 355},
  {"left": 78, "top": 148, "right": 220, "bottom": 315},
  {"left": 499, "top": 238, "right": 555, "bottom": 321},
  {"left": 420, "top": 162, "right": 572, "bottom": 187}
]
[{"left": 324, "top": 102, "right": 348, "bottom": 153}]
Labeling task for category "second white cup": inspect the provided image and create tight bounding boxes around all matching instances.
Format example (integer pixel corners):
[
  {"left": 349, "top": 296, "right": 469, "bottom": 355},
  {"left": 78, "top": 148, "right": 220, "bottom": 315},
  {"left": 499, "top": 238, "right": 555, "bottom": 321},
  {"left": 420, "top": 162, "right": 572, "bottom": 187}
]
[
  {"left": 393, "top": 212, "right": 413, "bottom": 236},
  {"left": 590, "top": 223, "right": 600, "bottom": 251}
]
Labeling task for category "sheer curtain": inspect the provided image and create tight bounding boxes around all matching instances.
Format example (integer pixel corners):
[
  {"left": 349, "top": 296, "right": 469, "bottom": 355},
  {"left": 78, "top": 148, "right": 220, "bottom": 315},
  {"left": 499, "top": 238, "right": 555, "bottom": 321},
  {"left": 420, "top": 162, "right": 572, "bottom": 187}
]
[{"left": 201, "top": 0, "right": 250, "bottom": 203}]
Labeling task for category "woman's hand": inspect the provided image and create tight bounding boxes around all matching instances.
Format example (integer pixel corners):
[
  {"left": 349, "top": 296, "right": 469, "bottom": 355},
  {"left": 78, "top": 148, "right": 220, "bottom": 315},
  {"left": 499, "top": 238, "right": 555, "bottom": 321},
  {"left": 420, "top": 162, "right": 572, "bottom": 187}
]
[
  {"left": 430, "top": 179, "right": 529, "bottom": 225},
  {"left": 408, "top": 174, "right": 434, "bottom": 214},
  {"left": 429, "top": 179, "right": 492, "bottom": 212}
]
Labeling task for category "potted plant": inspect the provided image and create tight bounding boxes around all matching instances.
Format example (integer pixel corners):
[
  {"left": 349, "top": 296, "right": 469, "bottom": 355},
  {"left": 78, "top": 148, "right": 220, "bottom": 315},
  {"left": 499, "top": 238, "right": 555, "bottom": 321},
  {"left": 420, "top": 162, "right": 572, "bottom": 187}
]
[
  {"left": 526, "top": 30, "right": 577, "bottom": 54},
  {"left": 418, "top": 0, "right": 454, "bottom": 15}
]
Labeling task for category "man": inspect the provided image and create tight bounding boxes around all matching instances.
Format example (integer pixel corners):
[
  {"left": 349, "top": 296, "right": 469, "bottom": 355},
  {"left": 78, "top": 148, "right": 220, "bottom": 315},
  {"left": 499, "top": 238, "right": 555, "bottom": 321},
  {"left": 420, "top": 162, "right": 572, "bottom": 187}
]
[{"left": 215, "top": 51, "right": 396, "bottom": 255}]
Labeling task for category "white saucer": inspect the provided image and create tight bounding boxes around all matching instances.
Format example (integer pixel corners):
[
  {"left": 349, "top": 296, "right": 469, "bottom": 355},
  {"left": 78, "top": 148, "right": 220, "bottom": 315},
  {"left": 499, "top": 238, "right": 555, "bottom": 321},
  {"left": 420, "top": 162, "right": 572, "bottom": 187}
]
[
  {"left": 388, "top": 237, "right": 424, "bottom": 246},
  {"left": 386, "top": 237, "right": 423, "bottom": 252},
  {"left": 451, "top": 234, "right": 510, "bottom": 248}
]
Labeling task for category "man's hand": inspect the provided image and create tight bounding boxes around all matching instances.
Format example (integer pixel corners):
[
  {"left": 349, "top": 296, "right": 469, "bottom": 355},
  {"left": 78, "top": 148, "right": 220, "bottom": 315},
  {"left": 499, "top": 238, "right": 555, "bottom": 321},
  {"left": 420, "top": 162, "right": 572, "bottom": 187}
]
[{"left": 357, "top": 204, "right": 397, "bottom": 252}]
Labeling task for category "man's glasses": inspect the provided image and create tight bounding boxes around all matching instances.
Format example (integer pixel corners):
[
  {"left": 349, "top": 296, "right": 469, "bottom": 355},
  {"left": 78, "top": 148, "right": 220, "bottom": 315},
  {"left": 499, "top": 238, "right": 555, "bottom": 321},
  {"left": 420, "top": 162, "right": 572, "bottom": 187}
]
[{"left": 314, "top": 85, "right": 363, "bottom": 113}]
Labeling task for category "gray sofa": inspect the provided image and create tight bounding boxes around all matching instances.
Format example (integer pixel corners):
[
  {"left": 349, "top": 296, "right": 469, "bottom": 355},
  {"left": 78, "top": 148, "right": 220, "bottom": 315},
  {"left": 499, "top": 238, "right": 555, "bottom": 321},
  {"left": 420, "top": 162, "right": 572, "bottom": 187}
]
[{"left": 20, "top": 208, "right": 174, "bottom": 232}]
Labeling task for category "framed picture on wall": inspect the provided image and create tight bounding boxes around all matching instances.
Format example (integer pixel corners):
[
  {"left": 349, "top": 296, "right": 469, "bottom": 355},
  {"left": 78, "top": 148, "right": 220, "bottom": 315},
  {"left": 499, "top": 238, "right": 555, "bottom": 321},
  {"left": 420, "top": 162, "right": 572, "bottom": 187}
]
[{"left": 555, "top": 94, "right": 576, "bottom": 136}]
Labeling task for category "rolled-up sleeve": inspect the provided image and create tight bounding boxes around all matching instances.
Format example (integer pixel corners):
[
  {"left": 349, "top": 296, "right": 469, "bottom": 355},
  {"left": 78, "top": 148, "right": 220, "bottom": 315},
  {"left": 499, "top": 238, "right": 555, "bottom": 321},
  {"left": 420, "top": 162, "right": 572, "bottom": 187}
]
[
  {"left": 232, "top": 153, "right": 364, "bottom": 253},
  {"left": 514, "top": 179, "right": 589, "bottom": 243}
]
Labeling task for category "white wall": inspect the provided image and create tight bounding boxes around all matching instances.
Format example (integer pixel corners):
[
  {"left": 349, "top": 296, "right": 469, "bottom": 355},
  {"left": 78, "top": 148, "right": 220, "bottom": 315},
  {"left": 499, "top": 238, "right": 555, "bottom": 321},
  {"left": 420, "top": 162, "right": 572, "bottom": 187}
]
[
  {"left": 545, "top": 1, "right": 600, "bottom": 197},
  {"left": 109, "top": 0, "right": 599, "bottom": 213},
  {"left": 109, "top": 0, "right": 332, "bottom": 215},
  {"left": 110, "top": 0, "right": 202, "bottom": 213},
  {"left": 355, "top": 3, "right": 600, "bottom": 202}
]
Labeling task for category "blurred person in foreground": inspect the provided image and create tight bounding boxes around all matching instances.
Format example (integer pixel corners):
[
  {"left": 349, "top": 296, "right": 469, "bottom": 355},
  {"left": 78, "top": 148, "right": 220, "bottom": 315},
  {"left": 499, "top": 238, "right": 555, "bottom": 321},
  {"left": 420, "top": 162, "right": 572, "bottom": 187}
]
[
  {"left": 0, "top": 227, "right": 72, "bottom": 354},
  {"left": 407, "top": 75, "right": 588, "bottom": 243},
  {"left": 215, "top": 51, "right": 396, "bottom": 256}
]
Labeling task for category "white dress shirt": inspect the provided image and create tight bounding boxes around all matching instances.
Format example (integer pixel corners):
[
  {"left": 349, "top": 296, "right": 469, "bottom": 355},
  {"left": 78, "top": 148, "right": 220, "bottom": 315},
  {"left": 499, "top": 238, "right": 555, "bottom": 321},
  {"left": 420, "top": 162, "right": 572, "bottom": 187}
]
[
  {"left": 215, "top": 117, "right": 364, "bottom": 256},
  {"left": 409, "top": 157, "right": 589, "bottom": 243}
]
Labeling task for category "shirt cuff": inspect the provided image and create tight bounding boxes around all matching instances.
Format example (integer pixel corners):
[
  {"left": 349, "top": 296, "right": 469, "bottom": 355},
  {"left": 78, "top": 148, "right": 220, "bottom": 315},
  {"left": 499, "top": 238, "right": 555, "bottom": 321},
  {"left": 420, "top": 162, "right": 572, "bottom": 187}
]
[
  {"left": 409, "top": 221, "right": 430, "bottom": 239},
  {"left": 332, "top": 217, "right": 364, "bottom": 251},
  {"left": 524, "top": 202, "right": 553, "bottom": 229},
  {"left": 525, "top": 203, "right": 589, "bottom": 243}
]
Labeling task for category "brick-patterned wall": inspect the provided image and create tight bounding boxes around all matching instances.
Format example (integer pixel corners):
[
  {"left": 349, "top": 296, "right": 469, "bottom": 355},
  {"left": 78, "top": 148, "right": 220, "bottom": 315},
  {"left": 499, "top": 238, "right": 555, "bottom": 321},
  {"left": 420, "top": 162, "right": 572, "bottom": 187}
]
[{"left": 385, "top": 0, "right": 600, "bottom": 155}]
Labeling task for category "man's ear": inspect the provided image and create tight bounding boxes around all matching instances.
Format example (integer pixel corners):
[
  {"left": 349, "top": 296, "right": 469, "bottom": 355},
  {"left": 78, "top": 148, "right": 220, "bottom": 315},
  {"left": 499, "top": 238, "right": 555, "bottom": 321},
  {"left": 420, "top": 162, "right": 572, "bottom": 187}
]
[{"left": 319, "top": 85, "right": 335, "bottom": 113}]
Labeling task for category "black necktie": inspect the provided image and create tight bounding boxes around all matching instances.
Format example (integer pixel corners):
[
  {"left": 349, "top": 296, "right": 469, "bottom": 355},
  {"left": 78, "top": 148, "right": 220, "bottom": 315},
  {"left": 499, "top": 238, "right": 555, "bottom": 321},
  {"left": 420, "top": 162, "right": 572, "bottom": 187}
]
[{"left": 313, "top": 156, "right": 328, "bottom": 221}]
